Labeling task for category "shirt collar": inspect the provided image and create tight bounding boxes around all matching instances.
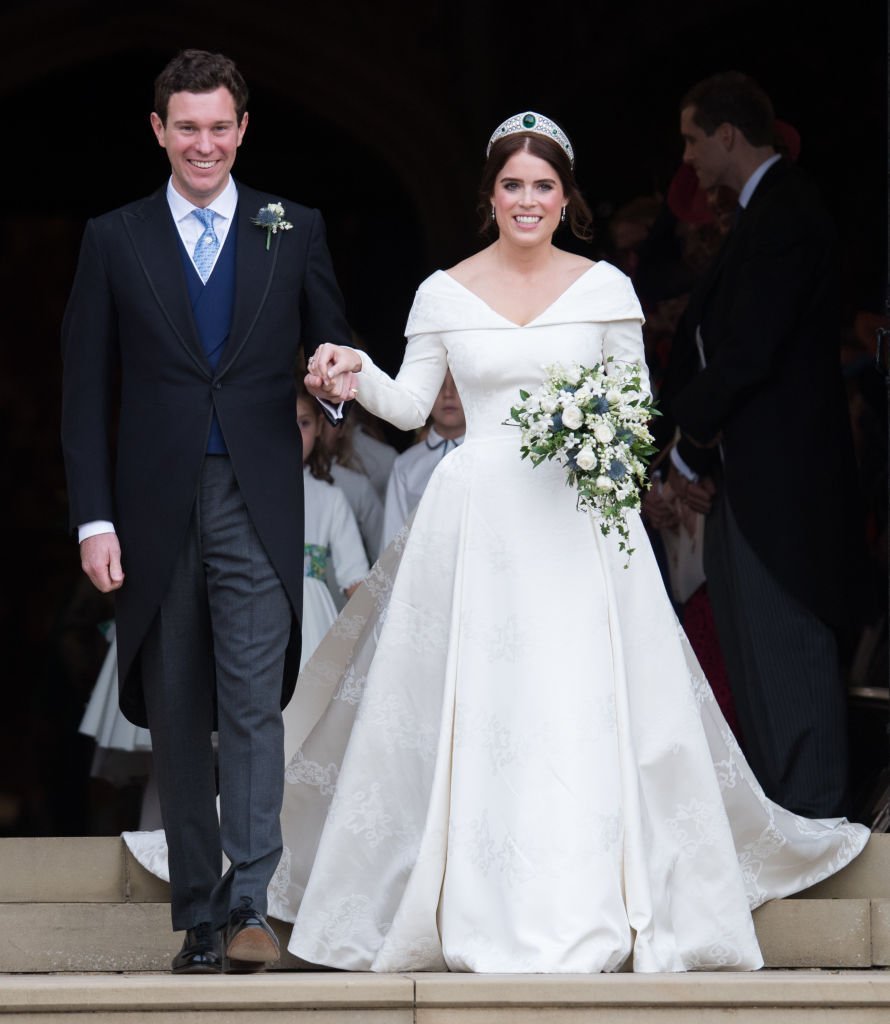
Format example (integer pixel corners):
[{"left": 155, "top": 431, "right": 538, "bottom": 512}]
[
  {"left": 738, "top": 153, "right": 782, "bottom": 209},
  {"left": 165, "top": 175, "right": 239, "bottom": 224},
  {"left": 425, "top": 426, "right": 465, "bottom": 450}
]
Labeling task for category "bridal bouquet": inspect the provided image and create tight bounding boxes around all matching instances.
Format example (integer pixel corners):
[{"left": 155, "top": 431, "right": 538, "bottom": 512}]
[{"left": 509, "top": 359, "right": 657, "bottom": 558}]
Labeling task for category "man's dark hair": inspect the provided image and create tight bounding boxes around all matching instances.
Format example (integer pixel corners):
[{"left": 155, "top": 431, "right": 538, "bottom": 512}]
[
  {"left": 681, "top": 72, "right": 775, "bottom": 147},
  {"left": 154, "top": 49, "right": 249, "bottom": 125}
]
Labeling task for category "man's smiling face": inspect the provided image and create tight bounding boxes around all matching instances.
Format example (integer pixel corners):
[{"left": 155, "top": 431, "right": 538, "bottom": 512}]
[{"left": 150, "top": 87, "right": 247, "bottom": 207}]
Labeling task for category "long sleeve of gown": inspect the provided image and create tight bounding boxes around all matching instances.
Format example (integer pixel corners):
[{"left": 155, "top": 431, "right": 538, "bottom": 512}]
[
  {"left": 602, "top": 318, "right": 651, "bottom": 401},
  {"left": 350, "top": 334, "right": 448, "bottom": 432}
]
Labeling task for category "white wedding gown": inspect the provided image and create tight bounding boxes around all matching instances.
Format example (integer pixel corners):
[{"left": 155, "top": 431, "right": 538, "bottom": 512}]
[{"left": 125, "top": 262, "right": 868, "bottom": 974}]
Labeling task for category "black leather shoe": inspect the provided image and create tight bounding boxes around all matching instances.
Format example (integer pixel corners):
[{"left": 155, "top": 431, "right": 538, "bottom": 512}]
[
  {"left": 222, "top": 896, "right": 280, "bottom": 973},
  {"left": 171, "top": 922, "right": 222, "bottom": 974}
]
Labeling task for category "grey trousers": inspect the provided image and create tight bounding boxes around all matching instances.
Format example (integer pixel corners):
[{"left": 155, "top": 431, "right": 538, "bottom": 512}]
[
  {"left": 704, "top": 492, "right": 848, "bottom": 818},
  {"left": 141, "top": 456, "right": 290, "bottom": 931}
]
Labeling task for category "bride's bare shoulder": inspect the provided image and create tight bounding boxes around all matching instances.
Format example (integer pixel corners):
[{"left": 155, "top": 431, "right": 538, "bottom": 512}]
[
  {"left": 555, "top": 251, "right": 597, "bottom": 274},
  {"left": 443, "top": 249, "right": 497, "bottom": 287}
]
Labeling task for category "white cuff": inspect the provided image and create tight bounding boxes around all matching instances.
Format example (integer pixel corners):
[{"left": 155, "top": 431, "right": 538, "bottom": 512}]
[
  {"left": 669, "top": 446, "right": 699, "bottom": 483},
  {"left": 316, "top": 396, "right": 345, "bottom": 421},
  {"left": 78, "top": 521, "right": 116, "bottom": 543}
]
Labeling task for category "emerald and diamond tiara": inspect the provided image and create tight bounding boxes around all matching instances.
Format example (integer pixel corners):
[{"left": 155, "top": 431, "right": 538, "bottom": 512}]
[{"left": 486, "top": 111, "right": 574, "bottom": 167}]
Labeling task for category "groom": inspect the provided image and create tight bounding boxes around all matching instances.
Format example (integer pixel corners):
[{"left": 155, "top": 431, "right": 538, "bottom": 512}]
[{"left": 61, "top": 50, "right": 352, "bottom": 972}]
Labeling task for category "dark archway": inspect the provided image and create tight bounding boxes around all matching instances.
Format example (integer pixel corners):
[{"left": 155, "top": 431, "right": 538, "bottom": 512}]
[{"left": 0, "top": 0, "right": 884, "bottom": 835}]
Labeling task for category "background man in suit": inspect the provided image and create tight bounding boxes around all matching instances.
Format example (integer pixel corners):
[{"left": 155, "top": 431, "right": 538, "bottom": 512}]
[
  {"left": 665, "top": 72, "right": 862, "bottom": 819},
  {"left": 61, "top": 49, "right": 352, "bottom": 972}
]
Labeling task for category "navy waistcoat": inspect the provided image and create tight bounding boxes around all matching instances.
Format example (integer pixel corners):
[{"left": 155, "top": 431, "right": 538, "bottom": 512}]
[{"left": 177, "top": 214, "right": 238, "bottom": 454}]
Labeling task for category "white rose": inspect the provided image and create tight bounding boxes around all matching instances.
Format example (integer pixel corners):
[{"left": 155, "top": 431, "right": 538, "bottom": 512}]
[
  {"left": 596, "top": 476, "right": 613, "bottom": 491},
  {"left": 576, "top": 447, "right": 597, "bottom": 471},
  {"left": 562, "top": 405, "right": 583, "bottom": 430},
  {"left": 606, "top": 388, "right": 621, "bottom": 405},
  {"left": 594, "top": 422, "right": 615, "bottom": 443},
  {"left": 541, "top": 396, "right": 559, "bottom": 414},
  {"left": 563, "top": 364, "right": 582, "bottom": 385}
]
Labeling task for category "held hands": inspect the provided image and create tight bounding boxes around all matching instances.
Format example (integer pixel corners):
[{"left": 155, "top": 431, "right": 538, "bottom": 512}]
[
  {"left": 305, "top": 344, "right": 363, "bottom": 404},
  {"left": 80, "top": 532, "right": 125, "bottom": 593},
  {"left": 666, "top": 463, "right": 717, "bottom": 516}
]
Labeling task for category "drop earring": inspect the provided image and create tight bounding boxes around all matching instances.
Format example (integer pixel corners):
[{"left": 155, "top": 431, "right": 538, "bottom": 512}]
[
  {"left": 491, "top": 205, "right": 496, "bottom": 223},
  {"left": 560, "top": 206, "right": 567, "bottom": 223}
]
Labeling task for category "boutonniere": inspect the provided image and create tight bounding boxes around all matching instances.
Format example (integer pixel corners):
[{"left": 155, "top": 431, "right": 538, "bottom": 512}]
[{"left": 252, "top": 202, "right": 293, "bottom": 250}]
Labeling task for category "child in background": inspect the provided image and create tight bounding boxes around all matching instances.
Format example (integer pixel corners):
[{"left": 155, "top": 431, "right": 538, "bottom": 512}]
[
  {"left": 290, "top": 391, "right": 369, "bottom": 748},
  {"left": 382, "top": 369, "right": 466, "bottom": 546},
  {"left": 319, "top": 416, "right": 385, "bottom": 565}
]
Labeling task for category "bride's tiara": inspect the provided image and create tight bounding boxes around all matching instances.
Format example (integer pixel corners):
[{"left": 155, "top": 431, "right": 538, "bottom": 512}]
[{"left": 486, "top": 111, "right": 574, "bottom": 168}]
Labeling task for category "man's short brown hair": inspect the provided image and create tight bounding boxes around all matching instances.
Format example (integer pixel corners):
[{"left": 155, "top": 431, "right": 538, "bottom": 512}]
[
  {"left": 681, "top": 72, "right": 774, "bottom": 147},
  {"left": 154, "top": 49, "right": 248, "bottom": 125}
]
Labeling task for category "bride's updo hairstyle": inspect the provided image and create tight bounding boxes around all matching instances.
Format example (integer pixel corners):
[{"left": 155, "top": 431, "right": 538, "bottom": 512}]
[{"left": 478, "top": 133, "right": 593, "bottom": 242}]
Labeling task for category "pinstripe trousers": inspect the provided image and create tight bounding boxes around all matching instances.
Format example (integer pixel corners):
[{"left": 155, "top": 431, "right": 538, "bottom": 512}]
[
  {"left": 141, "top": 456, "right": 290, "bottom": 931},
  {"left": 703, "top": 492, "right": 849, "bottom": 818}
]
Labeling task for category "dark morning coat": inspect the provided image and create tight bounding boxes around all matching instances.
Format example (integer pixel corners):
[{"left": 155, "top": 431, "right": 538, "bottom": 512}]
[
  {"left": 61, "top": 183, "right": 351, "bottom": 726},
  {"left": 662, "top": 158, "right": 862, "bottom": 630}
]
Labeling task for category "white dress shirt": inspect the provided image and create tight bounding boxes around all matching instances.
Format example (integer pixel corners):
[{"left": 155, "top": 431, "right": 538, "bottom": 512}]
[{"left": 78, "top": 178, "right": 239, "bottom": 543}]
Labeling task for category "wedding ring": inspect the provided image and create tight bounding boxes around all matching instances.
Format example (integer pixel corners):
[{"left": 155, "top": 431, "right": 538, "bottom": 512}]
[{"left": 350, "top": 387, "right": 359, "bottom": 396}]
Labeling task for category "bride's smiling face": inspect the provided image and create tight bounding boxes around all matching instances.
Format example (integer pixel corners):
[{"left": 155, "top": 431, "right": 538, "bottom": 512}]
[{"left": 491, "top": 150, "right": 566, "bottom": 245}]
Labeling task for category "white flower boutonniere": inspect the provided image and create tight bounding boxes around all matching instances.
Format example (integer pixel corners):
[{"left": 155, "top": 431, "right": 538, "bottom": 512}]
[{"left": 252, "top": 202, "right": 293, "bottom": 250}]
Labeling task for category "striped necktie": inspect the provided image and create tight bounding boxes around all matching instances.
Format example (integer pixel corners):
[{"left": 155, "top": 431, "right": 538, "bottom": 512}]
[{"left": 191, "top": 208, "right": 219, "bottom": 283}]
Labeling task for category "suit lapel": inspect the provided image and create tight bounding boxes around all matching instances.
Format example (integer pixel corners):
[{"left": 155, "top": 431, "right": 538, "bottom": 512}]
[
  {"left": 686, "top": 224, "right": 739, "bottom": 340},
  {"left": 217, "top": 184, "right": 281, "bottom": 377},
  {"left": 122, "top": 188, "right": 208, "bottom": 375},
  {"left": 694, "top": 160, "right": 789, "bottom": 341}
]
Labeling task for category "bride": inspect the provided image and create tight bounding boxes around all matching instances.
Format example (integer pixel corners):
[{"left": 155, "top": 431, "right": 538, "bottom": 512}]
[{"left": 127, "top": 112, "right": 868, "bottom": 974}]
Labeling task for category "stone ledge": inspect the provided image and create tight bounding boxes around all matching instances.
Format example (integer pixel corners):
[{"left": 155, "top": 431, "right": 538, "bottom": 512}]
[
  {"left": 3, "top": 971, "right": 890, "bottom": 1017},
  {"left": 0, "top": 898, "right": 879, "bottom": 974},
  {"left": 0, "top": 904, "right": 315, "bottom": 973},
  {"left": 795, "top": 834, "right": 890, "bottom": 900},
  {"left": 124, "top": 846, "right": 170, "bottom": 903},
  {"left": 0, "top": 838, "right": 125, "bottom": 903},
  {"left": 409, "top": 970, "right": 890, "bottom": 1005},
  {"left": 752, "top": 898, "right": 871, "bottom": 968},
  {"left": 2, "top": 834, "right": 886, "bottom": 904},
  {"left": 0, "top": 903, "right": 179, "bottom": 973},
  {"left": 870, "top": 898, "right": 890, "bottom": 966},
  {"left": 0, "top": 972, "right": 413, "bottom": 1011},
  {"left": 1, "top": 1015, "right": 407, "bottom": 1024}
]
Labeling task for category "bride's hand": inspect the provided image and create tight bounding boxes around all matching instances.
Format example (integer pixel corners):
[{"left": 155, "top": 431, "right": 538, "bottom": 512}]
[{"left": 305, "top": 344, "right": 363, "bottom": 402}]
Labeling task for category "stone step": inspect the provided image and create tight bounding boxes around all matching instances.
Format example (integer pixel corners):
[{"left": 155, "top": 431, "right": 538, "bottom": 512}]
[
  {"left": 0, "top": 838, "right": 887, "bottom": 973},
  {"left": 0, "top": 898, "right": 884, "bottom": 973},
  {"left": 0, "top": 836, "right": 168, "bottom": 904},
  {"left": 0, "top": 903, "right": 310, "bottom": 973},
  {"left": 2, "top": 971, "right": 890, "bottom": 1023},
  {"left": 2, "top": 834, "right": 888, "bottom": 903}
]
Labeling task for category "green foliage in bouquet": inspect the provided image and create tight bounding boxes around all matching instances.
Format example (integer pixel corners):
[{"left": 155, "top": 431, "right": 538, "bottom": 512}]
[{"left": 509, "top": 359, "right": 659, "bottom": 559}]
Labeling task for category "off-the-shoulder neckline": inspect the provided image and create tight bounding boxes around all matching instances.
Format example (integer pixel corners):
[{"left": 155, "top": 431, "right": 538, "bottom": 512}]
[{"left": 436, "top": 263, "right": 604, "bottom": 328}]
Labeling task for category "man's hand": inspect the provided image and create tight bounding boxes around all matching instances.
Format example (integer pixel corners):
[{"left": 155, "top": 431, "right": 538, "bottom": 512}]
[
  {"left": 80, "top": 532, "right": 125, "bottom": 593},
  {"left": 642, "top": 482, "right": 680, "bottom": 530},
  {"left": 667, "top": 463, "right": 717, "bottom": 515},
  {"left": 305, "top": 344, "right": 363, "bottom": 403}
]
